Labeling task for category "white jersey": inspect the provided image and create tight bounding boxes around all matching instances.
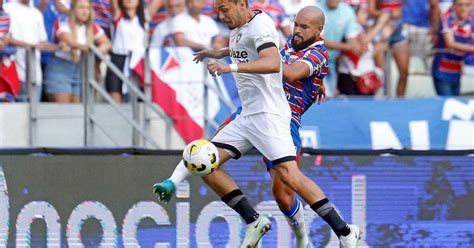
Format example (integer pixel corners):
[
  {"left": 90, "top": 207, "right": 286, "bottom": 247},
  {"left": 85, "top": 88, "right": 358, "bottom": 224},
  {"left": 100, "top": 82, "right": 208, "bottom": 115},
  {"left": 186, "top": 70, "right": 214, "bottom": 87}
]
[
  {"left": 229, "top": 10, "right": 290, "bottom": 117},
  {"left": 172, "top": 12, "right": 220, "bottom": 49}
]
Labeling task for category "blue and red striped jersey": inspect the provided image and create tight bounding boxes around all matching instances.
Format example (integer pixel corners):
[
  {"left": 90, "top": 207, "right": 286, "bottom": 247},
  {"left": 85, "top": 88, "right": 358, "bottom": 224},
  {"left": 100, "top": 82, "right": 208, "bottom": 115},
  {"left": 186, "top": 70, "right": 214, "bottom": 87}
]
[
  {"left": 0, "top": 10, "right": 10, "bottom": 39},
  {"left": 250, "top": 0, "right": 287, "bottom": 29},
  {"left": 433, "top": 9, "right": 473, "bottom": 82},
  {"left": 92, "top": 0, "right": 112, "bottom": 30},
  {"left": 280, "top": 35, "right": 329, "bottom": 126}
]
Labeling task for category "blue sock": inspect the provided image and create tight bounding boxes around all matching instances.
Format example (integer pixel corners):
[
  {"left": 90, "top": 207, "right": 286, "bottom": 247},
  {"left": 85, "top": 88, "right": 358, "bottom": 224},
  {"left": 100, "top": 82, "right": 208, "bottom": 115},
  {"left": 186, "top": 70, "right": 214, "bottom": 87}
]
[{"left": 281, "top": 197, "right": 301, "bottom": 218}]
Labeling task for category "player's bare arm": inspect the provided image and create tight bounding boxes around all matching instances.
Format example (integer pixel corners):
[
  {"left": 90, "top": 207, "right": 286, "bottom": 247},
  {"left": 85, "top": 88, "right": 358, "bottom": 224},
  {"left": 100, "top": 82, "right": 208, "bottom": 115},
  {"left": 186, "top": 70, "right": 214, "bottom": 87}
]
[
  {"left": 193, "top": 48, "right": 230, "bottom": 63},
  {"left": 282, "top": 62, "right": 311, "bottom": 83},
  {"left": 282, "top": 62, "right": 326, "bottom": 104}
]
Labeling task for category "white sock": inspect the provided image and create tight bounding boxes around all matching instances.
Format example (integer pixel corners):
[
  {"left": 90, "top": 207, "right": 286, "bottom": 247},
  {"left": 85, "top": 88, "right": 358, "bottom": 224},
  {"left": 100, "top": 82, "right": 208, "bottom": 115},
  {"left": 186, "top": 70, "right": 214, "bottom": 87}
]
[
  {"left": 169, "top": 160, "right": 192, "bottom": 186},
  {"left": 285, "top": 201, "right": 309, "bottom": 247}
]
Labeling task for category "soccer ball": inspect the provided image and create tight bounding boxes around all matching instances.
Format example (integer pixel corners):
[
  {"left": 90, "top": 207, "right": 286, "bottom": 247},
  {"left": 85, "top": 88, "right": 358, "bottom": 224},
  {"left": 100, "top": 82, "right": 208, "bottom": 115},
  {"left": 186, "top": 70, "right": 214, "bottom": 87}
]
[{"left": 182, "top": 139, "right": 219, "bottom": 176}]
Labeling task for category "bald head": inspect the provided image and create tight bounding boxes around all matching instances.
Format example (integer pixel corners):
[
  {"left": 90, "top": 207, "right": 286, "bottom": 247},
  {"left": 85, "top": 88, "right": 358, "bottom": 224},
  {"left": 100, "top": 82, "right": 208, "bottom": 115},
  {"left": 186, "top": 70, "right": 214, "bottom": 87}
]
[
  {"left": 291, "top": 6, "right": 325, "bottom": 51},
  {"left": 297, "top": 6, "right": 325, "bottom": 27}
]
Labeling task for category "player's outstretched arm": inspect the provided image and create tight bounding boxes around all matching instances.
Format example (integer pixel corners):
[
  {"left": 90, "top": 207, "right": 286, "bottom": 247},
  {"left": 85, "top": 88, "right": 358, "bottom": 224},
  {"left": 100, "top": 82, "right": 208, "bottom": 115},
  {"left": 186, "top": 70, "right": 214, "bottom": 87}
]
[{"left": 193, "top": 48, "right": 230, "bottom": 63}]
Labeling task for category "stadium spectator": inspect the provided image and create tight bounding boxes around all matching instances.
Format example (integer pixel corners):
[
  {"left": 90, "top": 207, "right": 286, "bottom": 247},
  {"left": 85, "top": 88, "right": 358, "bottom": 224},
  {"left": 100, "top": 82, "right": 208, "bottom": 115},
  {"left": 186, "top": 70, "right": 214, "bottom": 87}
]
[
  {"left": 432, "top": 0, "right": 473, "bottom": 96},
  {"left": 150, "top": 0, "right": 185, "bottom": 47},
  {"left": 280, "top": 0, "right": 316, "bottom": 22},
  {"left": 250, "top": 0, "right": 292, "bottom": 41},
  {"left": 171, "top": 0, "right": 225, "bottom": 50},
  {"left": 4, "top": 0, "right": 56, "bottom": 102},
  {"left": 338, "top": 4, "right": 387, "bottom": 95},
  {"left": 39, "top": 1, "right": 60, "bottom": 79},
  {"left": 317, "top": 0, "right": 361, "bottom": 97},
  {"left": 368, "top": 0, "right": 410, "bottom": 97},
  {"left": 92, "top": 0, "right": 113, "bottom": 38},
  {"left": 55, "top": 0, "right": 71, "bottom": 14},
  {"left": 0, "top": 1, "right": 9, "bottom": 54},
  {"left": 0, "top": 0, "right": 21, "bottom": 101},
  {"left": 56, "top": 0, "right": 114, "bottom": 38},
  {"left": 402, "top": 0, "right": 439, "bottom": 68},
  {"left": 105, "top": 0, "right": 162, "bottom": 103},
  {"left": 144, "top": 0, "right": 168, "bottom": 36},
  {"left": 44, "top": 0, "right": 111, "bottom": 103},
  {"left": 439, "top": 0, "right": 453, "bottom": 14}
]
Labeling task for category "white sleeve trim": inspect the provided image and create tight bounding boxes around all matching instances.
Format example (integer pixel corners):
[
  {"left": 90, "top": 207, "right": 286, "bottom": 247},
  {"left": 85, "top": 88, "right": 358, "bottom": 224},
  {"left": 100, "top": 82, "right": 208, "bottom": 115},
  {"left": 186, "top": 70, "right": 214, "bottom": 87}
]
[{"left": 297, "top": 59, "right": 314, "bottom": 77}]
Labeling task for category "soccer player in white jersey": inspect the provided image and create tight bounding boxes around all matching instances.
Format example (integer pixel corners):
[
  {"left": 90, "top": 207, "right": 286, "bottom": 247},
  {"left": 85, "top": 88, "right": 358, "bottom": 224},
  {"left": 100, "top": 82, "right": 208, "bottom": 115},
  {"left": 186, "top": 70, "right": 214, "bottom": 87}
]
[{"left": 154, "top": 5, "right": 361, "bottom": 248}]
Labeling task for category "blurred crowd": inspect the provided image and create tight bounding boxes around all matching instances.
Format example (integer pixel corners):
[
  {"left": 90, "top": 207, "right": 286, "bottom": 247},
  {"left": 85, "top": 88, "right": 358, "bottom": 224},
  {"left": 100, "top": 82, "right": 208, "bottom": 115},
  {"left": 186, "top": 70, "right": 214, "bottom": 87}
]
[{"left": 0, "top": 0, "right": 472, "bottom": 103}]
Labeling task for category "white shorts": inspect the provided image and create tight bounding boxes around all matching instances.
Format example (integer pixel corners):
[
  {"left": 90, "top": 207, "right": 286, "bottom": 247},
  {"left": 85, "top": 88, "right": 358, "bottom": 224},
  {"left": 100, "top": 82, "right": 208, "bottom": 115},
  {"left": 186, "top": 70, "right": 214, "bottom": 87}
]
[{"left": 212, "top": 112, "right": 296, "bottom": 164}]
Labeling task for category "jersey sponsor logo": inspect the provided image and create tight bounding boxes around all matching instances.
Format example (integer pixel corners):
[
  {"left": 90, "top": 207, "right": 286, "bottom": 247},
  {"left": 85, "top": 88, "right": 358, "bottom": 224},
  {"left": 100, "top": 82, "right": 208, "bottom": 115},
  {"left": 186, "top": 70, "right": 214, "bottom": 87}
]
[{"left": 230, "top": 48, "right": 250, "bottom": 63}]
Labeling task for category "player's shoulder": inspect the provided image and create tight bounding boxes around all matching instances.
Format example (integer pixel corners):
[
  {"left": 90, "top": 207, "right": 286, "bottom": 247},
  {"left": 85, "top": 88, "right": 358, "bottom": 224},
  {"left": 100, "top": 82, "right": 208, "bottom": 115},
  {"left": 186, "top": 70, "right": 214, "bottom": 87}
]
[
  {"left": 303, "top": 42, "right": 328, "bottom": 61},
  {"left": 249, "top": 10, "right": 275, "bottom": 28}
]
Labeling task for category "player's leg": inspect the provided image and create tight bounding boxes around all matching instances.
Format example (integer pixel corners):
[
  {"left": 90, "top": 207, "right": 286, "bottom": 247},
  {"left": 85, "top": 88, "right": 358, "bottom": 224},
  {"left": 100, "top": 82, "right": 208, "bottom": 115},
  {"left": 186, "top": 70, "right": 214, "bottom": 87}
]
[
  {"left": 209, "top": 115, "right": 271, "bottom": 247},
  {"left": 264, "top": 122, "right": 312, "bottom": 248},
  {"left": 269, "top": 169, "right": 312, "bottom": 248},
  {"left": 153, "top": 109, "right": 242, "bottom": 202},
  {"left": 273, "top": 161, "right": 361, "bottom": 247},
  {"left": 250, "top": 113, "right": 359, "bottom": 247}
]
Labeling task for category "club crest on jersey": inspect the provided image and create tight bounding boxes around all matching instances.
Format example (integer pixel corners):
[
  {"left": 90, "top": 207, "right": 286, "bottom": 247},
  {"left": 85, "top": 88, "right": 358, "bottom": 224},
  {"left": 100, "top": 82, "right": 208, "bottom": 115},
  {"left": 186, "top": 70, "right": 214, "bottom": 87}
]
[{"left": 236, "top": 34, "right": 242, "bottom": 43}]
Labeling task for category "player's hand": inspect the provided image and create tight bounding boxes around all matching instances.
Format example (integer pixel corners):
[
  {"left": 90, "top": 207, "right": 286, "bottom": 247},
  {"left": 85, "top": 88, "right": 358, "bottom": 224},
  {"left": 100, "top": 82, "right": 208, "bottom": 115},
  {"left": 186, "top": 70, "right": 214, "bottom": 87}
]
[
  {"left": 316, "top": 83, "right": 326, "bottom": 105},
  {"left": 193, "top": 50, "right": 220, "bottom": 63},
  {"left": 207, "top": 61, "right": 230, "bottom": 77}
]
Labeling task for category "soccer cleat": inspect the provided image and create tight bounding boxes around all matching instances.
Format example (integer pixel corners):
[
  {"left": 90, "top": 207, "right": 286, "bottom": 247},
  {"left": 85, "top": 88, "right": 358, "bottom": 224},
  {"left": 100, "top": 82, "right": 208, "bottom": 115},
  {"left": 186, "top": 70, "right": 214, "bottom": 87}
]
[
  {"left": 339, "top": 224, "right": 361, "bottom": 248},
  {"left": 153, "top": 179, "right": 176, "bottom": 203},
  {"left": 241, "top": 215, "right": 272, "bottom": 248}
]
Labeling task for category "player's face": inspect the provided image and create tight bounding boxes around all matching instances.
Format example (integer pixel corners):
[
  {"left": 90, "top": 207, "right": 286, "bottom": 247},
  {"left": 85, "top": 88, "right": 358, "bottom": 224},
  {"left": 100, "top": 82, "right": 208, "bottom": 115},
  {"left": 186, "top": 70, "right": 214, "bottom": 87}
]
[
  {"left": 292, "top": 13, "right": 322, "bottom": 51},
  {"left": 215, "top": 0, "right": 247, "bottom": 29}
]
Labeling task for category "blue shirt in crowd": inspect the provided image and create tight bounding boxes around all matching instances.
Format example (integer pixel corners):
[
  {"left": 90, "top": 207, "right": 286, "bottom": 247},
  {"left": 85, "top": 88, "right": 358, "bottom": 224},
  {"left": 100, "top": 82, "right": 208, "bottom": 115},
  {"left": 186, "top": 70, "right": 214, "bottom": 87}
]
[
  {"left": 402, "top": 0, "right": 431, "bottom": 28},
  {"left": 316, "top": 1, "right": 358, "bottom": 71}
]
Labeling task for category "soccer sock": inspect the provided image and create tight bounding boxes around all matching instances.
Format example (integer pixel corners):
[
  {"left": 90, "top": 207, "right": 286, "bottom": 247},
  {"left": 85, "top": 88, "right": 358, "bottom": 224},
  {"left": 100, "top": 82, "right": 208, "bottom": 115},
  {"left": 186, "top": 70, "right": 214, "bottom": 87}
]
[
  {"left": 281, "top": 198, "right": 308, "bottom": 241},
  {"left": 221, "top": 189, "right": 259, "bottom": 224},
  {"left": 311, "top": 198, "right": 350, "bottom": 237},
  {"left": 169, "top": 160, "right": 192, "bottom": 186}
]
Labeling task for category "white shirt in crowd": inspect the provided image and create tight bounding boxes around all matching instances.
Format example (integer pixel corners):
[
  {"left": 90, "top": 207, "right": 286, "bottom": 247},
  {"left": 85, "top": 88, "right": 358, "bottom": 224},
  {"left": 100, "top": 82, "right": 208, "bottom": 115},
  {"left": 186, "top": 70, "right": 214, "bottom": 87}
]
[
  {"left": 229, "top": 11, "right": 289, "bottom": 117},
  {"left": 172, "top": 12, "right": 220, "bottom": 49},
  {"left": 55, "top": 21, "right": 105, "bottom": 61},
  {"left": 151, "top": 17, "right": 177, "bottom": 47},
  {"left": 4, "top": 1, "right": 47, "bottom": 84},
  {"left": 279, "top": 0, "right": 316, "bottom": 19},
  {"left": 112, "top": 14, "right": 148, "bottom": 55},
  {"left": 338, "top": 24, "right": 377, "bottom": 77}
]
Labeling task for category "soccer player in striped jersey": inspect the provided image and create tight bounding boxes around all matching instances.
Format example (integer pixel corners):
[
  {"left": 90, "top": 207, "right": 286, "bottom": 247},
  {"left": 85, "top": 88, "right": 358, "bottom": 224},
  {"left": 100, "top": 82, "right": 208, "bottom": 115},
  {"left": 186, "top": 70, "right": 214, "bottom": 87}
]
[{"left": 154, "top": 6, "right": 361, "bottom": 247}]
